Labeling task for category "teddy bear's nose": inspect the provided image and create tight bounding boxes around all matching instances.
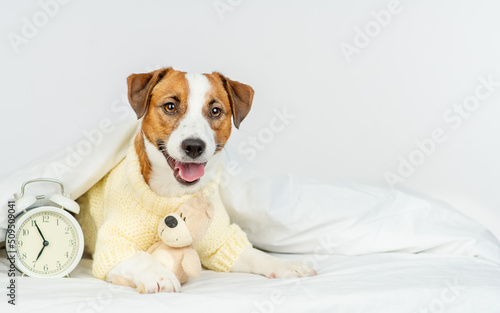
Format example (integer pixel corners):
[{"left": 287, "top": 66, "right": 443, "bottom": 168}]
[{"left": 164, "top": 215, "right": 178, "bottom": 228}]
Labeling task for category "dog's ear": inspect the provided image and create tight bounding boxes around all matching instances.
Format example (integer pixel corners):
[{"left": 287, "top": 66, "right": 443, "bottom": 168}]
[
  {"left": 216, "top": 73, "right": 254, "bottom": 129},
  {"left": 127, "top": 68, "right": 170, "bottom": 119}
]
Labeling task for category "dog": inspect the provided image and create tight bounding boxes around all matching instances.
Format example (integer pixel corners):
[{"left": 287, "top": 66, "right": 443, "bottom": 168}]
[{"left": 78, "top": 67, "right": 316, "bottom": 293}]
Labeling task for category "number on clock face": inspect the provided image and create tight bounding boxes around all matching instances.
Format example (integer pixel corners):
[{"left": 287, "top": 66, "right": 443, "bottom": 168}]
[{"left": 16, "top": 211, "right": 79, "bottom": 276}]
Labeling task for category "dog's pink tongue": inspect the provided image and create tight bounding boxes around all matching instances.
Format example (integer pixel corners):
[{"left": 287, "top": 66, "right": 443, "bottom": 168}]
[{"left": 175, "top": 162, "right": 205, "bottom": 182}]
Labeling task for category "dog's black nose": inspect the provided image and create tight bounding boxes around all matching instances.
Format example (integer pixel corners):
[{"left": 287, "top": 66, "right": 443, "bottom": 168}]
[
  {"left": 182, "top": 139, "right": 205, "bottom": 159},
  {"left": 164, "top": 215, "right": 178, "bottom": 228}
]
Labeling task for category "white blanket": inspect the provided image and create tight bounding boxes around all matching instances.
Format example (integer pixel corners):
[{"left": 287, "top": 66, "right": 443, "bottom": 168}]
[
  {"left": 219, "top": 148, "right": 500, "bottom": 263},
  {"left": 0, "top": 120, "right": 140, "bottom": 241},
  {"left": 1, "top": 119, "right": 500, "bottom": 312}
]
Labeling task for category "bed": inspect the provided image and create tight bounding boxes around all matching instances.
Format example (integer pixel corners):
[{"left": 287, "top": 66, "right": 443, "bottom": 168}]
[
  {"left": 2, "top": 251, "right": 500, "bottom": 313},
  {"left": 1, "top": 120, "right": 500, "bottom": 312}
]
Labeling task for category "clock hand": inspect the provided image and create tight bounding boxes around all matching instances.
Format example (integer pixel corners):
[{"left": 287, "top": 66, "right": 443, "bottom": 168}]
[
  {"left": 35, "top": 246, "right": 45, "bottom": 261},
  {"left": 34, "top": 220, "right": 47, "bottom": 242},
  {"left": 35, "top": 239, "right": 49, "bottom": 261}
]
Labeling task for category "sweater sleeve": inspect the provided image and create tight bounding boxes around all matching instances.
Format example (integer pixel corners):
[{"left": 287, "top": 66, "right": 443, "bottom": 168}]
[
  {"left": 193, "top": 192, "right": 252, "bottom": 272},
  {"left": 91, "top": 221, "right": 141, "bottom": 280},
  {"left": 198, "top": 223, "right": 252, "bottom": 272}
]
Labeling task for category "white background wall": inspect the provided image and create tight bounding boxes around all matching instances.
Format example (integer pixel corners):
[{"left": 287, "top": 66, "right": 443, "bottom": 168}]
[{"left": 1, "top": 0, "right": 499, "bottom": 239}]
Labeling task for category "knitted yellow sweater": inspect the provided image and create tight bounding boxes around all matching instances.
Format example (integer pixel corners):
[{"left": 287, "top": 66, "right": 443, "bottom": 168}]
[{"left": 77, "top": 145, "right": 251, "bottom": 280}]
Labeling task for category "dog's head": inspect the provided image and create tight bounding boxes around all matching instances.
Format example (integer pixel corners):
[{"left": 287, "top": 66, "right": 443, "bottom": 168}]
[{"left": 127, "top": 67, "right": 253, "bottom": 189}]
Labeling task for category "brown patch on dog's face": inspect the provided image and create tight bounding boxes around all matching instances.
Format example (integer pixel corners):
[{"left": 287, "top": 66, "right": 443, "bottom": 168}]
[
  {"left": 142, "top": 70, "right": 190, "bottom": 149},
  {"left": 203, "top": 73, "right": 234, "bottom": 153},
  {"left": 129, "top": 68, "right": 191, "bottom": 182},
  {"left": 213, "top": 72, "right": 254, "bottom": 129}
]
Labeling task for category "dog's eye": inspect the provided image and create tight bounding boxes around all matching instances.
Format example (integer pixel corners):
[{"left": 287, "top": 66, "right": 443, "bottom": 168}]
[
  {"left": 209, "top": 107, "right": 222, "bottom": 118},
  {"left": 163, "top": 102, "right": 177, "bottom": 114}
]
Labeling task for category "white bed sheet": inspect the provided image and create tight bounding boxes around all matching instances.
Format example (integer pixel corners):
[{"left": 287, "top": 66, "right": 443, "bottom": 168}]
[{"left": 1, "top": 250, "right": 500, "bottom": 313}]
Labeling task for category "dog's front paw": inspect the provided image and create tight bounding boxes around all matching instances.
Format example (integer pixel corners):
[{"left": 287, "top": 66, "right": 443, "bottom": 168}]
[
  {"left": 267, "top": 260, "right": 317, "bottom": 279},
  {"left": 136, "top": 265, "right": 181, "bottom": 294},
  {"left": 106, "top": 251, "right": 181, "bottom": 294}
]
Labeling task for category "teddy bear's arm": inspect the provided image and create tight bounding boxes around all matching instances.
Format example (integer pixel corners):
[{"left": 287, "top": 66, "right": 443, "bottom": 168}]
[
  {"left": 146, "top": 241, "right": 163, "bottom": 253},
  {"left": 181, "top": 248, "right": 202, "bottom": 278},
  {"left": 149, "top": 243, "right": 175, "bottom": 271}
]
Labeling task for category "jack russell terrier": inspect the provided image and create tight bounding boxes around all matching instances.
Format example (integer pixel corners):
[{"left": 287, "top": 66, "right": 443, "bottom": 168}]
[{"left": 77, "top": 67, "right": 316, "bottom": 293}]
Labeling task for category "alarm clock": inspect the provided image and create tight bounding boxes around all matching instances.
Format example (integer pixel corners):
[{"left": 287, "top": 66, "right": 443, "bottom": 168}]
[{"left": 8, "top": 178, "right": 84, "bottom": 278}]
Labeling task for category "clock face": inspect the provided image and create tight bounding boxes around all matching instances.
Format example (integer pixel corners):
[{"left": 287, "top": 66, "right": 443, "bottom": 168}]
[{"left": 14, "top": 207, "right": 84, "bottom": 277}]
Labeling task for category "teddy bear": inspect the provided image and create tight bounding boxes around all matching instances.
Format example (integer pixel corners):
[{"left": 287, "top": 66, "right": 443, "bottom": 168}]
[{"left": 112, "top": 196, "right": 214, "bottom": 293}]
